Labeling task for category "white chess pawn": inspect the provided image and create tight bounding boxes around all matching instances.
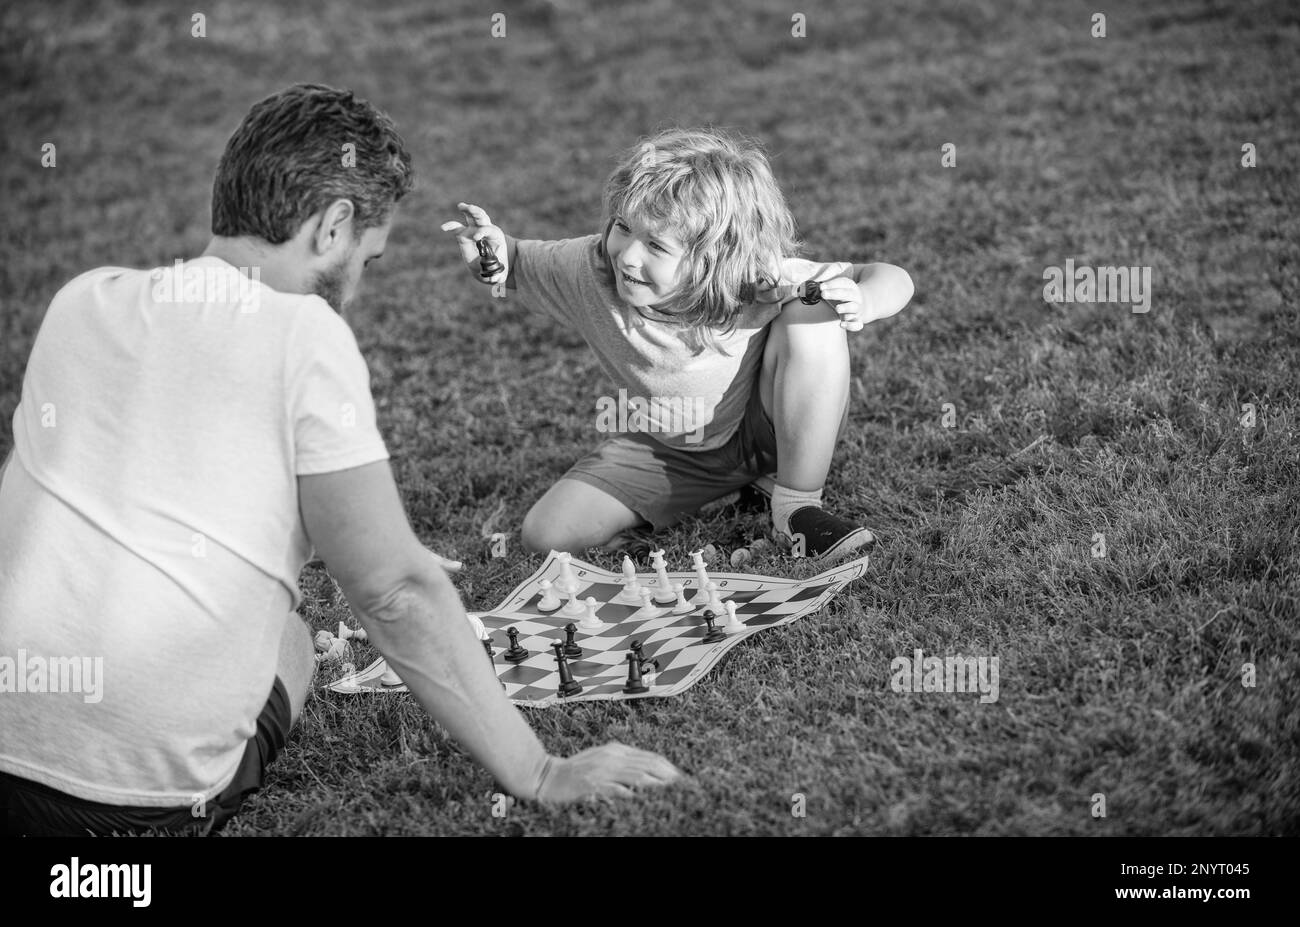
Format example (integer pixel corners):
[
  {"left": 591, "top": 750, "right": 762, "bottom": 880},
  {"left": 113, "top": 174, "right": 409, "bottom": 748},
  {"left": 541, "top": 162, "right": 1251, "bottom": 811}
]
[
  {"left": 537, "top": 579, "right": 561, "bottom": 612},
  {"left": 723, "top": 600, "right": 745, "bottom": 630},
  {"left": 579, "top": 596, "right": 604, "bottom": 630},
  {"left": 379, "top": 661, "right": 403, "bottom": 687},
  {"left": 671, "top": 582, "right": 693, "bottom": 615}
]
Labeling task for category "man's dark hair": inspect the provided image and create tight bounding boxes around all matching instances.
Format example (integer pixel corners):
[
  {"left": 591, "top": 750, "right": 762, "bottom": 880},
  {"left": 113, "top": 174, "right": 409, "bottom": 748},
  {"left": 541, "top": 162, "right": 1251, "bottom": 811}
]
[{"left": 211, "top": 83, "right": 414, "bottom": 242}]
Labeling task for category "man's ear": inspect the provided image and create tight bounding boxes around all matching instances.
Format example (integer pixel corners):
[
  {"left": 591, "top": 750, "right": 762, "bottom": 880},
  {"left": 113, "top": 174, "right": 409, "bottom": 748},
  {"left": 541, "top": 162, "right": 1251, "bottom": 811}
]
[{"left": 309, "top": 199, "right": 356, "bottom": 257}]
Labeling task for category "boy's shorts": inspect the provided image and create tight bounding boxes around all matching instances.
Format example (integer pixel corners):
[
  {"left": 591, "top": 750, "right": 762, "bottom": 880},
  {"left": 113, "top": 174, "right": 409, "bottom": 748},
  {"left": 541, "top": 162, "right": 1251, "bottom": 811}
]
[
  {"left": 0, "top": 676, "right": 292, "bottom": 837},
  {"left": 565, "top": 385, "right": 780, "bottom": 529}
]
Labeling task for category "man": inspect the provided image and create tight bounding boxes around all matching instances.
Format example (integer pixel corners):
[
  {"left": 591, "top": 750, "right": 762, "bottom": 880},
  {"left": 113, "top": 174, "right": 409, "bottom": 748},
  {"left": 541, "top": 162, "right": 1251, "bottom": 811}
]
[{"left": 0, "top": 84, "right": 679, "bottom": 836}]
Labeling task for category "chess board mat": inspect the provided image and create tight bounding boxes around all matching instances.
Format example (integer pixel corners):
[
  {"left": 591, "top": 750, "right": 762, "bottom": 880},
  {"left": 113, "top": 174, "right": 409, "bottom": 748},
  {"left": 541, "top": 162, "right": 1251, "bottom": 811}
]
[{"left": 328, "top": 551, "right": 870, "bottom": 707}]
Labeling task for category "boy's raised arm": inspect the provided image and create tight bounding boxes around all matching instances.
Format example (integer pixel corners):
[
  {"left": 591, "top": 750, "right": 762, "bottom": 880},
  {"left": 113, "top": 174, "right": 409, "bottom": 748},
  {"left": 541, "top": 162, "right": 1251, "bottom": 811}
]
[
  {"left": 851, "top": 262, "right": 914, "bottom": 326},
  {"left": 442, "top": 202, "right": 518, "bottom": 290}
]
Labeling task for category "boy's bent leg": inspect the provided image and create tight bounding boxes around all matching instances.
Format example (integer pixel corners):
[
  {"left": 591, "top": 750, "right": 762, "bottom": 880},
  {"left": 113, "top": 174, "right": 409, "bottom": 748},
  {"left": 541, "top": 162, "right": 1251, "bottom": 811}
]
[
  {"left": 758, "top": 301, "right": 875, "bottom": 560},
  {"left": 759, "top": 300, "right": 851, "bottom": 491},
  {"left": 521, "top": 478, "right": 645, "bottom": 555}
]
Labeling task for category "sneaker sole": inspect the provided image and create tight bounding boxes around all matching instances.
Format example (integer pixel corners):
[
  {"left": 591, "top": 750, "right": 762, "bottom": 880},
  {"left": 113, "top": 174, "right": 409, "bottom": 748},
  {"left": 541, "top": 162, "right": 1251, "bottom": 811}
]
[
  {"left": 776, "top": 526, "right": 877, "bottom": 563},
  {"left": 812, "top": 527, "right": 876, "bottom": 563}
]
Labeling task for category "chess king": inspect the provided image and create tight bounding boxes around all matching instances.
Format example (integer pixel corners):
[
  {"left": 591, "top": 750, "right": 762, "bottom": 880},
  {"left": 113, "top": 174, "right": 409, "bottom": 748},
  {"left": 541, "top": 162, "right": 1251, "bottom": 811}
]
[{"left": 0, "top": 84, "right": 679, "bottom": 836}]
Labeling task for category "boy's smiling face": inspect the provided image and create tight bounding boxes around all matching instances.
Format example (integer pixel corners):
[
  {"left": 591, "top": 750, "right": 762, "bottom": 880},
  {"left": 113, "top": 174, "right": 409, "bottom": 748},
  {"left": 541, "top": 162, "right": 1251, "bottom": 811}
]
[{"left": 606, "top": 214, "right": 686, "bottom": 309}]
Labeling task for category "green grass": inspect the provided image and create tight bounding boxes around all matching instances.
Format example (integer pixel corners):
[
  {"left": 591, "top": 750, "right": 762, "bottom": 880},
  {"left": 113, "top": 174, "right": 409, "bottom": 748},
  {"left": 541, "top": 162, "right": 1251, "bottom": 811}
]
[{"left": 2, "top": 0, "right": 1297, "bottom": 835}]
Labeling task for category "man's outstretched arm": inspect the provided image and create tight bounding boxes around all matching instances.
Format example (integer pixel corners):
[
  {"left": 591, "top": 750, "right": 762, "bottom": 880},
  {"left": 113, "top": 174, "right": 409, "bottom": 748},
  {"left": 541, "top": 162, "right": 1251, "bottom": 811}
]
[{"left": 298, "top": 461, "right": 681, "bottom": 801}]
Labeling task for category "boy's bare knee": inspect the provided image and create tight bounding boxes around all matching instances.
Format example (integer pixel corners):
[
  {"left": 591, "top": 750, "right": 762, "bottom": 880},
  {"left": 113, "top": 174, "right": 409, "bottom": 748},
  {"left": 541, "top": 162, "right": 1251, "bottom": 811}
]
[{"left": 521, "top": 506, "right": 565, "bottom": 555}]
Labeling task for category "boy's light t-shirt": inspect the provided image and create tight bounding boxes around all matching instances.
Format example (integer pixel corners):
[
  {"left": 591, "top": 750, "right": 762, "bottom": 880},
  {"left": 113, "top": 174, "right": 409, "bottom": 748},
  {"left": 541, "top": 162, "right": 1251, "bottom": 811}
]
[
  {"left": 513, "top": 235, "right": 781, "bottom": 451},
  {"left": 0, "top": 258, "right": 389, "bottom": 807}
]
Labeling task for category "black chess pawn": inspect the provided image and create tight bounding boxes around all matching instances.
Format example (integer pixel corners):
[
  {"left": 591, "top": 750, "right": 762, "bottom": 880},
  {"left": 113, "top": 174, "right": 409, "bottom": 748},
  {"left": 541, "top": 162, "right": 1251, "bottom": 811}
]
[
  {"left": 477, "top": 238, "right": 504, "bottom": 280},
  {"left": 563, "top": 622, "right": 583, "bottom": 658},
  {"left": 630, "top": 639, "right": 658, "bottom": 674},
  {"left": 701, "top": 610, "right": 726, "bottom": 644},
  {"left": 623, "top": 652, "right": 649, "bottom": 695},
  {"left": 552, "top": 641, "right": 583, "bottom": 697},
  {"left": 504, "top": 627, "right": 530, "bottom": 663}
]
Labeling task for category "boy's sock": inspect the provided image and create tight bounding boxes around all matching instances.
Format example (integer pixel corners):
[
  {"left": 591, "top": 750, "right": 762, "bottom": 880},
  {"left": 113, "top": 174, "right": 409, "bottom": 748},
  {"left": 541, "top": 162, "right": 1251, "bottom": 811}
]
[{"left": 770, "top": 483, "right": 823, "bottom": 537}]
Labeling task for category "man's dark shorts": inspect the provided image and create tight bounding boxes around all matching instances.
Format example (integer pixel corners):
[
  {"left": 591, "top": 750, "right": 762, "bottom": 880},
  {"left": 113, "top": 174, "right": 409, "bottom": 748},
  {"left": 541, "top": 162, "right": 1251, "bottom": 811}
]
[
  {"left": 565, "top": 383, "right": 780, "bottom": 529},
  {"left": 0, "top": 676, "right": 292, "bottom": 837}
]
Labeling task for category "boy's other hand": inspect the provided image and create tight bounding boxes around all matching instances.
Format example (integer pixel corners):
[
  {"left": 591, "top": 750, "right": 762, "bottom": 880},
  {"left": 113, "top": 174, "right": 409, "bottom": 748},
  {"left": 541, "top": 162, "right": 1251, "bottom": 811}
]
[
  {"left": 440, "top": 202, "right": 508, "bottom": 284},
  {"left": 757, "top": 259, "right": 864, "bottom": 330}
]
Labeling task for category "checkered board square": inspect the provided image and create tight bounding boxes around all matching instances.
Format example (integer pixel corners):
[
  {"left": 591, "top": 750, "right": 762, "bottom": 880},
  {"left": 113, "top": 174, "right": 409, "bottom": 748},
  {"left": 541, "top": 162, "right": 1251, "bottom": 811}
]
[{"left": 328, "top": 551, "right": 870, "bottom": 707}]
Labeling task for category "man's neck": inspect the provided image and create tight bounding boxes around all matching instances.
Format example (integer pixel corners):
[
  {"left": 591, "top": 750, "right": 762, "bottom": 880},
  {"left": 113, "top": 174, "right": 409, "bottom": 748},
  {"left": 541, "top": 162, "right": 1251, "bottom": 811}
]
[{"left": 201, "top": 236, "right": 302, "bottom": 295}]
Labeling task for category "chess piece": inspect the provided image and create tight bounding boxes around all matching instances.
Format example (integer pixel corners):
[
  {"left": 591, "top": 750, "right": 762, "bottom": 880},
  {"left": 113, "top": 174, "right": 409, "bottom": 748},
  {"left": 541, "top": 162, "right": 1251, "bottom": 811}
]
[
  {"left": 504, "top": 627, "right": 530, "bottom": 663},
  {"left": 537, "top": 579, "right": 561, "bottom": 612},
  {"left": 799, "top": 279, "right": 822, "bottom": 305},
  {"left": 379, "top": 661, "right": 403, "bottom": 687},
  {"left": 560, "top": 587, "right": 585, "bottom": 618},
  {"left": 633, "top": 586, "right": 667, "bottom": 619},
  {"left": 477, "top": 237, "right": 504, "bottom": 280},
  {"left": 705, "top": 581, "right": 727, "bottom": 617},
  {"left": 554, "top": 552, "right": 581, "bottom": 595},
  {"left": 622, "top": 652, "right": 649, "bottom": 695},
  {"left": 579, "top": 597, "right": 604, "bottom": 630},
  {"left": 552, "top": 641, "right": 582, "bottom": 697},
  {"left": 337, "top": 621, "right": 368, "bottom": 642},
  {"left": 630, "top": 639, "right": 658, "bottom": 674},
  {"left": 563, "top": 623, "right": 583, "bottom": 658},
  {"left": 616, "top": 558, "right": 643, "bottom": 605},
  {"left": 723, "top": 600, "right": 745, "bottom": 630},
  {"left": 690, "top": 549, "right": 711, "bottom": 603},
  {"left": 671, "top": 582, "right": 693, "bottom": 615},
  {"left": 701, "top": 610, "right": 726, "bottom": 644},
  {"left": 652, "top": 553, "right": 676, "bottom": 604}
]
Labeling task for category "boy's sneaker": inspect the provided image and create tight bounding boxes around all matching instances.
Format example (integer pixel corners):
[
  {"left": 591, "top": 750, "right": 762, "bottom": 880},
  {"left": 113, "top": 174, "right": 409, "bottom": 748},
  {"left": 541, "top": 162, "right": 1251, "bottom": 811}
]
[
  {"left": 597, "top": 524, "right": 656, "bottom": 559},
  {"left": 782, "top": 506, "right": 876, "bottom": 562}
]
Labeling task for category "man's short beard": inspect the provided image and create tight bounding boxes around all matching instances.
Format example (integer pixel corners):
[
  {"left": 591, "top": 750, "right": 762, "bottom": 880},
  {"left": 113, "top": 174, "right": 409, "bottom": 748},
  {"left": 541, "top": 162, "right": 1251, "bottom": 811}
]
[{"left": 312, "top": 247, "right": 354, "bottom": 311}]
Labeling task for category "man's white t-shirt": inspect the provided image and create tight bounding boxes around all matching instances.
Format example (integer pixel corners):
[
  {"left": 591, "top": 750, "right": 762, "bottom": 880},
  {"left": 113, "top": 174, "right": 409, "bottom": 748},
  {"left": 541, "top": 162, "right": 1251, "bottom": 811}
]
[{"left": 0, "top": 257, "right": 389, "bottom": 806}]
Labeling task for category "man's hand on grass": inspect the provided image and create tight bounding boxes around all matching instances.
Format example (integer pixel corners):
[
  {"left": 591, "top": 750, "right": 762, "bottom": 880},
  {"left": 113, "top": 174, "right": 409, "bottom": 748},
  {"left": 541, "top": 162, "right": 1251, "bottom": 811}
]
[{"left": 537, "top": 742, "right": 683, "bottom": 803}]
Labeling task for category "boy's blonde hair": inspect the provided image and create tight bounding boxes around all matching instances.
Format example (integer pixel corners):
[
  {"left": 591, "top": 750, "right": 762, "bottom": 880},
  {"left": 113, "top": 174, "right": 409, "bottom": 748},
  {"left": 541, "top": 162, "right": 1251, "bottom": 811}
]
[{"left": 600, "top": 127, "right": 800, "bottom": 348}]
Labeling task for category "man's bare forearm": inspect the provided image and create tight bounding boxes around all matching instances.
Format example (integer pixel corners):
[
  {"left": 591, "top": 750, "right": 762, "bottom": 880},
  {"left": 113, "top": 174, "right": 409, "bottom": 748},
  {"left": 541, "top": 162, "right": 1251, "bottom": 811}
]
[{"left": 355, "top": 563, "right": 549, "bottom": 799}]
